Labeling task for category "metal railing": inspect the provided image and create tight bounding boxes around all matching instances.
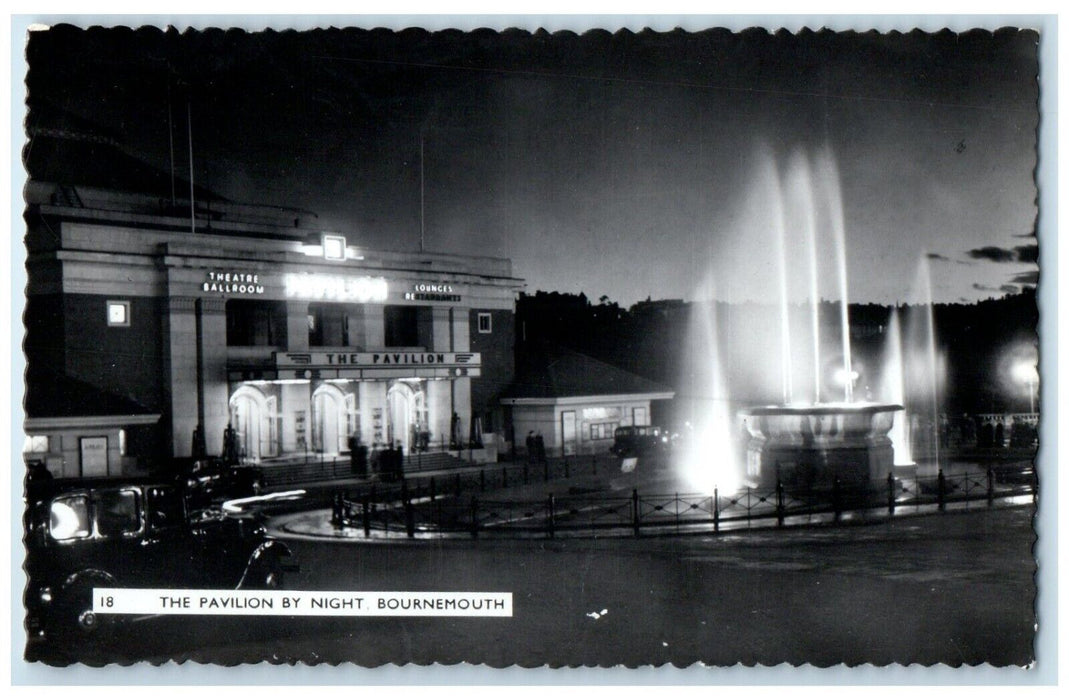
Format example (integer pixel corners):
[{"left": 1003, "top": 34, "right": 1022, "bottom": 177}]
[{"left": 329, "top": 464, "right": 1036, "bottom": 539}]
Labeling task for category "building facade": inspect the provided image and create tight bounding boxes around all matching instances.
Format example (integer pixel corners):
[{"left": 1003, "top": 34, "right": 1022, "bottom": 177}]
[
  {"left": 24, "top": 184, "right": 523, "bottom": 478},
  {"left": 501, "top": 344, "right": 675, "bottom": 457}
]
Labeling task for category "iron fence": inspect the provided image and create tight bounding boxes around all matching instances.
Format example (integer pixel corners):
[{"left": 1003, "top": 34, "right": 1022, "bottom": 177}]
[{"left": 329, "top": 464, "right": 1035, "bottom": 539}]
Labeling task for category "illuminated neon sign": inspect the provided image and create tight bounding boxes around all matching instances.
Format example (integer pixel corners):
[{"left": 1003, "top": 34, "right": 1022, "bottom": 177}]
[
  {"left": 203, "top": 271, "right": 265, "bottom": 295},
  {"left": 284, "top": 273, "right": 388, "bottom": 302}
]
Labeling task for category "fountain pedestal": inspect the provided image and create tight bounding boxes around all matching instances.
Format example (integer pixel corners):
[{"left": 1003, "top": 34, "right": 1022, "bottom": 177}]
[{"left": 740, "top": 403, "right": 902, "bottom": 490}]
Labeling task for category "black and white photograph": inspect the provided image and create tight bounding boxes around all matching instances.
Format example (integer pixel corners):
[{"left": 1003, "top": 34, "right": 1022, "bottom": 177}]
[{"left": 13, "top": 16, "right": 1048, "bottom": 674}]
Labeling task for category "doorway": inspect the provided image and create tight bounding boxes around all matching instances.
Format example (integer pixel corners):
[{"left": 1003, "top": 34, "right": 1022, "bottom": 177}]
[
  {"left": 230, "top": 385, "right": 275, "bottom": 462},
  {"left": 386, "top": 381, "right": 426, "bottom": 453},
  {"left": 312, "top": 384, "right": 347, "bottom": 454}
]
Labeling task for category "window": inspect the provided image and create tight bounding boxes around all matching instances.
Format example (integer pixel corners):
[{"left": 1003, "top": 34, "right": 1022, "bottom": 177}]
[
  {"left": 23, "top": 435, "right": 49, "bottom": 454},
  {"left": 226, "top": 300, "right": 286, "bottom": 346},
  {"left": 477, "top": 312, "right": 492, "bottom": 333},
  {"left": 589, "top": 422, "right": 620, "bottom": 441},
  {"left": 308, "top": 304, "right": 349, "bottom": 347},
  {"left": 96, "top": 489, "right": 142, "bottom": 538},
  {"left": 50, "top": 496, "right": 91, "bottom": 541},
  {"left": 322, "top": 234, "right": 347, "bottom": 261},
  {"left": 107, "top": 300, "right": 130, "bottom": 327},
  {"left": 384, "top": 305, "right": 419, "bottom": 347}
]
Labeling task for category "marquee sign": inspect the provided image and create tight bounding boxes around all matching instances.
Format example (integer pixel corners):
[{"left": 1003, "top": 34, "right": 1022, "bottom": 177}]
[
  {"left": 284, "top": 273, "right": 388, "bottom": 302},
  {"left": 276, "top": 351, "right": 480, "bottom": 368}
]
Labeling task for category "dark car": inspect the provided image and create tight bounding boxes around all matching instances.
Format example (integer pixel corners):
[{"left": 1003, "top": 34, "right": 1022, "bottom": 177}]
[
  {"left": 23, "top": 479, "right": 295, "bottom": 643},
  {"left": 168, "top": 457, "right": 265, "bottom": 509},
  {"left": 610, "top": 425, "right": 672, "bottom": 458}
]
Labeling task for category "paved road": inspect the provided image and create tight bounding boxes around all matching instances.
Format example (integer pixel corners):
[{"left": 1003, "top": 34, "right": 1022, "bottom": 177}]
[{"left": 27, "top": 505, "right": 1036, "bottom": 668}]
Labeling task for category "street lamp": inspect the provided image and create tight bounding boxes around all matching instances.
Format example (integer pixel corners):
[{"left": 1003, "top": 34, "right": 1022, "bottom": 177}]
[{"left": 1011, "top": 361, "right": 1038, "bottom": 413}]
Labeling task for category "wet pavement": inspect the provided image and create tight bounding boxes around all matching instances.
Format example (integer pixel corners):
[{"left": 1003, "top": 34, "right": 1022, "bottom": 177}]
[{"left": 29, "top": 504, "right": 1035, "bottom": 667}]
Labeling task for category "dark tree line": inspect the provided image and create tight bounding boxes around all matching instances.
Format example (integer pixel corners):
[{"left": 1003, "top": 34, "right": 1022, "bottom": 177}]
[{"left": 517, "top": 288, "right": 1039, "bottom": 414}]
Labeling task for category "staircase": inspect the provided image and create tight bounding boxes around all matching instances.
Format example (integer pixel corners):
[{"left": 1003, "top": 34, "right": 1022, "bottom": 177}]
[
  {"left": 402, "top": 451, "right": 467, "bottom": 474},
  {"left": 259, "top": 451, "right": 469, "bottom": 488}
]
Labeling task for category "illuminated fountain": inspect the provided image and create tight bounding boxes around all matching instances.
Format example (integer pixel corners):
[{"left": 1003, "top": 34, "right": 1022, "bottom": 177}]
[
  {"left": 880, "top": 309, "right": 914, "bottom": 466},
  {"left": 692, "top": 146, "right": 904, "bottom": 492},
  {"left": 899, "top": 256, "right": 946, "bottom": 467},
  {"left": 678, "top": 278, "right": 743, "bottom": 494}
]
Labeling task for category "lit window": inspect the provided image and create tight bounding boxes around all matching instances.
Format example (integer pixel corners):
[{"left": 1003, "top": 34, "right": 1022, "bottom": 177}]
[
  {"left": 23, "top": 435, "right": 50, "bottom": 453},
  {"left": 107, "top": 300, "right": 130, "bottom": 327},
  {"left": 119, "top": 429, "right": 127, "bottom": 456},
  {"left": 50, "top": 496, "right": 91, "bottom": 541},
  {"left": 323, "top": 234, "right": 346, "bottom": 261},
  {"left": 477, "top": 312, "right": 492, "bottom": 334},
  {"left": 589, "top": 422, "right": 620, "bottom": 441}
]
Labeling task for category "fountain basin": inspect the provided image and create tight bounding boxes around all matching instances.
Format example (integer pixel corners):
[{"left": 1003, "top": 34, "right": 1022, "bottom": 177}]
[{"left": 739, "top": 403, "right": 903, "bottom": 490}]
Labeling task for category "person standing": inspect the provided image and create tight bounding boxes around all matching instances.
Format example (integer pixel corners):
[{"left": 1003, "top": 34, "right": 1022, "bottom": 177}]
[{"left": 223, "top": 423, "right": 239, "bottom": 466}]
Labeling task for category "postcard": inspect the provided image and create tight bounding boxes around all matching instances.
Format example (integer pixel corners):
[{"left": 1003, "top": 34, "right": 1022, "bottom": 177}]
[{"left": 15, "top": 19, "right": 1043, "bottom": 674}]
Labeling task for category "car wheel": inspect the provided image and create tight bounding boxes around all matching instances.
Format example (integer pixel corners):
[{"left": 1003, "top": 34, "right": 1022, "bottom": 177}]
[{"left": 55, "top": 580, "right": 116, "bottom": 641}]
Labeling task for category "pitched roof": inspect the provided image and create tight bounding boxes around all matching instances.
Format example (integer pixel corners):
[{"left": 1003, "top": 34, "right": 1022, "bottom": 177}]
[{"left": 502, "top": 343, "right": 674, "bottom": 400}]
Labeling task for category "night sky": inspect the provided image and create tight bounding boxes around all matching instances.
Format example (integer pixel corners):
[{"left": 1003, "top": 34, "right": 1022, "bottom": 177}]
[{"left": 24, "top": 24, "right": 1039, "bottom": 306}]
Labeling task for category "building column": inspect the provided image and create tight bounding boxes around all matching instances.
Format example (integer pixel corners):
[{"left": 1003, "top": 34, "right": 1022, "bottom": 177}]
[
  {"left": 162, "top": 297, "right": 197, "bottom": 457},
  {"left": 362, "top": 304, "right": 385, "bottom": 348},
  {"left": 286, "top": 300, "right": 309, "bottom": 352},
  {"left": 427, "top": 379, "right": 452, "bottom": 450},
  {"left": 281, "top": 382, "right": 311, "bottom": 453},
  {"left": 198, "top": 297, "right": 229, "bottom": 458},
  {"left": 346, "top": 305, "right": 366, "bottom": 349},
  {"left": 281, "top": 301, "right": 312, "bottom": 454},
  {"left": 431, "top": 306, "right": 451, "bottom": 352},
  {"left": 449, "top": 308, "right": 471, "bottom": 444},
  {"left": 360, "top": 381, "right": 388, "bottom": 447},
  {"left": 451, "top": 308, "right": 470, "bottom": 352},
  {"left": 453, "top": 376, "right": 472, "bottom": 446}
]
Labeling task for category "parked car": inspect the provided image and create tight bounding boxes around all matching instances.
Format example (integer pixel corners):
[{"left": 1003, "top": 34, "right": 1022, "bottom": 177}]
[
  {"left": 23, "top": 478, "right": 295, "bottom": 643},
  {"left": 610, "top": 425, "right": 672, "bottom": 457},
  {"left": 167, "top": 457, "right": 264, "bottom": 509}
]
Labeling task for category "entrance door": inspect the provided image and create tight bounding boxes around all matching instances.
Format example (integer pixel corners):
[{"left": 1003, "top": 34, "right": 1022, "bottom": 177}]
[
  {"left": 386, "top": 383, "right": 413, "bottom": 453},
  {"left": 313, "top": 390, "right": 342, "bottom": 454},
  {"left": 230, "top": 385, "right": 274, "bottom": 462},
  {"left": 230, "top": 395, "right": 261, "bottom": 462},
  {"left": 79, "top": 436, "right": 109, "bottom": 477},
  {"left": 633, "top": 406, "right": 648, "bottom": 426},
  {"left": 561, "top": 410, "right": 577, "bottom": 456}
]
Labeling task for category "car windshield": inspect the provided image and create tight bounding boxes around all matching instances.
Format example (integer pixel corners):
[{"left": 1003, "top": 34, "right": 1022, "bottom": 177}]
[
  {"left": 96, "top": 489, "right": 142, "bottom": 537},
  {"left": 49, "top": 495, "right": 91, "bottom": 541}
]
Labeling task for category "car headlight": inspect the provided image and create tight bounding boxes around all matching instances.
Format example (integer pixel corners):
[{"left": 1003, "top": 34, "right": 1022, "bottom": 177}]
[{"left": 39, "top": 587, "right": 53, "bottom": 604}]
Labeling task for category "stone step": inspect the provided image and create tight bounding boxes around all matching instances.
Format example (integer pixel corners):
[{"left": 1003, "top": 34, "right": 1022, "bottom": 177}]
[{"left": 259, "top": 451, "right": 469, "bottom": 487}]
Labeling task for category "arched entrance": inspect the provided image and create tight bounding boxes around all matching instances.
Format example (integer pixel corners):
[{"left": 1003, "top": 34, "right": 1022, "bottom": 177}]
[
  {"left": 386, "top": 381, "right": 426, "bottom": 453},
  {"left": 312, "top": 384, "right": 348, "bottom": 454},
  {"left": 229, "top": 385, "right": 277, "bottom": 462}
]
